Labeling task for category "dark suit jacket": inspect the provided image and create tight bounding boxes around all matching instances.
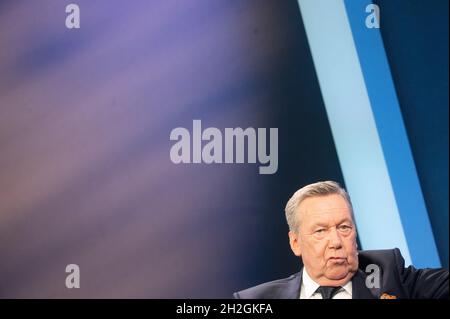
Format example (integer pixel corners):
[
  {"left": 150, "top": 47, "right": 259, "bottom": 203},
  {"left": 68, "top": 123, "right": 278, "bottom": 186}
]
[{"left": 233, "top": 248, "right": 449, "bottom": 299}]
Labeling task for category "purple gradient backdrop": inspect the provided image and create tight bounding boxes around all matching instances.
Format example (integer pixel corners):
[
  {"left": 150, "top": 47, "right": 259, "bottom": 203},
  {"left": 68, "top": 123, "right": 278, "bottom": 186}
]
[{"left": 0, "top": 0, "right": 312, "bottom": 297}]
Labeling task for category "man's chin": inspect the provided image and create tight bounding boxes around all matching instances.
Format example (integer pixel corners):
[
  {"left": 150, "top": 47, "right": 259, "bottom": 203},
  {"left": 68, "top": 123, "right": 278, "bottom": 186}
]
[
  {"left": 326, "top": 265, "right": 351, "bottom": 281},
  {"left": 318, "top": 270, "right": 352, "bottom": 286},
  {"left": 327, "top": 272, "right": 349, "bottom": 281}
]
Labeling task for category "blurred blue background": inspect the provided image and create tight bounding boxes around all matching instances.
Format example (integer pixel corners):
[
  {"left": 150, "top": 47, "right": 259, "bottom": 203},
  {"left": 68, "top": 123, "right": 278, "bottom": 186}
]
[{"left": 0, "top": 0, "right": 447, "bottom": 298}]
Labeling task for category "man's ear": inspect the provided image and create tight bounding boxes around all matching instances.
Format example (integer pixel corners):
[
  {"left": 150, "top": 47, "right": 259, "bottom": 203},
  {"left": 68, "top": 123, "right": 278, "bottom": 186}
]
[{"left": 288, "top": 230, "right": 302, "bottom": 257}]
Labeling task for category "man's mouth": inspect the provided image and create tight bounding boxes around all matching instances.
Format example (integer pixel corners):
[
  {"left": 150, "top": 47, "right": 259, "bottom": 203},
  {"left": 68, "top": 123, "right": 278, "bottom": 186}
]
[{"left": 328, "top": 257, "right": 347, "bottom": 263}]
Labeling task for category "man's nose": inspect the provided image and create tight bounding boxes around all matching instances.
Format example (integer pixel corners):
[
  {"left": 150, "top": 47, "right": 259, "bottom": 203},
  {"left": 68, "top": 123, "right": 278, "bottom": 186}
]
[{"left": 328, "top": 228, "right": 343, "bottom": 249}]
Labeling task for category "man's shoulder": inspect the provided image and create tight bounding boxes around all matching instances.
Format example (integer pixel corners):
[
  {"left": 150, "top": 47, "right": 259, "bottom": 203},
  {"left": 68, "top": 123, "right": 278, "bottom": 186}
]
[
  {"left": 233, "top": 272, "right": 302, "bottom": 299},
  {"left": 233, "top": 249, "right": 402, "bottom": 299},
  {"left": 358, "top": 248, "right": 402, "bottom": 270},
  {"left": 358, "top": 248, "right": 449, "bottom": 298}
]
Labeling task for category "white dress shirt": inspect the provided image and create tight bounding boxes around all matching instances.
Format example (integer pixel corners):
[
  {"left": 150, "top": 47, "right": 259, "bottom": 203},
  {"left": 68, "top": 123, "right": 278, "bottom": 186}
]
[{"left": 299, "top": 268, "right": 352, "bottom": 299}]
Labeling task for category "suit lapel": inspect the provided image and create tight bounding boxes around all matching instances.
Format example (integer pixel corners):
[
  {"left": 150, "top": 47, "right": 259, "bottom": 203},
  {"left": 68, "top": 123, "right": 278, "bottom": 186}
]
[{"left": 277, "top": 269, "right": 303, "bottom": 299}]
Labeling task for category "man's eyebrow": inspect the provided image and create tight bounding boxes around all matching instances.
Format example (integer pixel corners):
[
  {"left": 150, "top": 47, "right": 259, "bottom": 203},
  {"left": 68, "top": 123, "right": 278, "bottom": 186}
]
[
  {"left": 310, "top": 219, "right": 353, "bottom": 229},
  {"left": 311, "top": 222, "right": 329, "bottom": 228}
]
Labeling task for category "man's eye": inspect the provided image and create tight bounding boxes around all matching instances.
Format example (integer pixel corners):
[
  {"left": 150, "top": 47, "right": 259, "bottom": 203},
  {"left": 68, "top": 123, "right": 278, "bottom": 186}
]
[
  {"left": 339, "top": 225, "right": 352, "bottom": 231},
  {"left": 315, "top": 229, "right": 326, "bottom": 234}
]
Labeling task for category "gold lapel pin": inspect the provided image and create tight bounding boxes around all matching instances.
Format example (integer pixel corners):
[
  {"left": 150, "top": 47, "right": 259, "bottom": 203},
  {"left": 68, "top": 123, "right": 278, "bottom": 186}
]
[{"left": 380, "top": 293, "right": 397, "bottom": 299}]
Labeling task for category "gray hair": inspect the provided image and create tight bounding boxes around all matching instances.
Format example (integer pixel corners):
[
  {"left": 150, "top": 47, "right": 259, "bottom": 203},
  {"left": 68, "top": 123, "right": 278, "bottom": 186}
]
[{"left": 284, "top": 181, "right": 353, "bottom": 232}]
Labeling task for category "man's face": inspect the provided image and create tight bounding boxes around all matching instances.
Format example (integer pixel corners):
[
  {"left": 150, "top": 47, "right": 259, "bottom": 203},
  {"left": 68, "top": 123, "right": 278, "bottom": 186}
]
[{"left": 288, "top": 194, "right": 358, "bottom": 286}]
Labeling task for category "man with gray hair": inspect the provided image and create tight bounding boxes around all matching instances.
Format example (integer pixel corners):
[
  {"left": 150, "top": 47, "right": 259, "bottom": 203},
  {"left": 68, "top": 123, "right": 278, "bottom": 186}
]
[{"left": 234, "top": 181, "right": 449, "bottom": 299}]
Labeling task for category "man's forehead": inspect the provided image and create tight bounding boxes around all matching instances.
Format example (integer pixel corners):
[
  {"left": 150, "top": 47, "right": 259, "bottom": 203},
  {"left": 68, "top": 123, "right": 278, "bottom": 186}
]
[{"left": 297, "top": 194, "right": 352, "bottom": 218}]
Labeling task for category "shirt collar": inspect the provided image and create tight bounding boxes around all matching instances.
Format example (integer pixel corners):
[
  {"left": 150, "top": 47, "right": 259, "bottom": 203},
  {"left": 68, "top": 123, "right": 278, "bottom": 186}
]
[{"left": 301, "top": 267, "right": 353, "bottom": 298}]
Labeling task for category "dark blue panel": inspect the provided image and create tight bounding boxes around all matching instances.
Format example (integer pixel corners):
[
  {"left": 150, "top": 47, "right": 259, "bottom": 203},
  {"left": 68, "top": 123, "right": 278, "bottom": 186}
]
[{"left": 374, "top": 0, "right": 449, "bottom": 268}]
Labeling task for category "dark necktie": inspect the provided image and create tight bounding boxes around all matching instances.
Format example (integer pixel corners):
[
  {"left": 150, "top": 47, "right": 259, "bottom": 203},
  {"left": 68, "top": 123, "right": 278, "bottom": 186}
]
[{"left": 316, "top": 286, "right": 342, "bottom": 299}]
